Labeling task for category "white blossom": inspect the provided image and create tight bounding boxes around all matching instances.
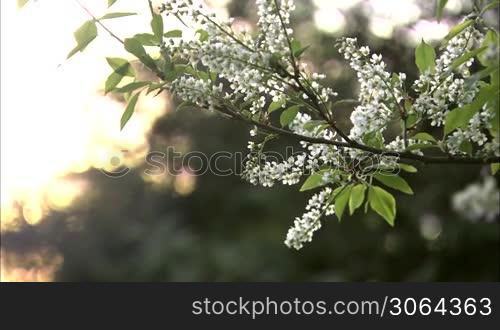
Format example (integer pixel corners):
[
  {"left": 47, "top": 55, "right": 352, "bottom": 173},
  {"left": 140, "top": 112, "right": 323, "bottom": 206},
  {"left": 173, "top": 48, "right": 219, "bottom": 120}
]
[
  {"left": 411, "top": 23, "right": 489, "bottom": 156},
  {"left": 452, "top": 177, "right": 500, "bottom": 222},
  {"left": 285, "top": 187, "right": 333, "bottom": 250},
  {"left": 337, "top": 38, "right": 405, "bottom": 143}
]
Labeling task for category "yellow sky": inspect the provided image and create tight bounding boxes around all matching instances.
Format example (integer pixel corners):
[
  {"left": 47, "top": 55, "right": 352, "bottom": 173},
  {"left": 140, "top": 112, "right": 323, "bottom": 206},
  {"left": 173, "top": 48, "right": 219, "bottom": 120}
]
[{"left": 0, "top": 0, "right": 171, "bottom": 228}]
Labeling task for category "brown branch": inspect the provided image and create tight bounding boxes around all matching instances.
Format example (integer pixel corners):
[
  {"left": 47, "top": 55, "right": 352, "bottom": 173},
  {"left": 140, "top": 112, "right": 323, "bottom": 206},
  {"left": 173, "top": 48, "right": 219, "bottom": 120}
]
[{"left": 220, "top": 107, "right": 500, "bottom": 165}]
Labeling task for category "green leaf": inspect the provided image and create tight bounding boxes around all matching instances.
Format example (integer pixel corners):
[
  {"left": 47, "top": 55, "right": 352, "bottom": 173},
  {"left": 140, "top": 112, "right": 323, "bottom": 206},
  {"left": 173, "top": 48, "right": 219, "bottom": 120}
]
[
  {"left": 124, "top": 38, "right": 148, "bottom": 57},
  {"left": 108, "top": 0, "right": 118, "bottom": 7},
  {"left": 164, "top": 68, "right": 178, "bottom": 82},
  {"left": 412, "top": 132, "right": 437, "bottom": 143},
  {"left": 295, "top": 46, "right": 310, "bottom": 58},
  {"left": 444, "top": 85, "right": 499, "bottom": 135},
  {"left": 442, "top": 20, "right": 474, "bottom": 46},
  {"left": 132, "top": 33, "right": 157, "bottom": 46},
  {"left": 17, "top": 0, "right": 29, "bottom": 8},
  {"left": 369, "top": 186, "right": 396, "bottom": 226},
  {"left": 196, "top": 29, "right": 209, "bottom": 42},
  {"left": 450, "top": 46, "right": 488, "bottom": 70},
  {"left": 121, "top": 93, "right": 140, "bottom": 130},
  {"left": 488, "top": 87, "right": 500, "bottom": 137},
  {"left": 210, "top": 71, "right": 217, "bottom": 81},
  {"left": 335, "top": 185, "right": 353, "bottom": 221},
  {"left": 436, "top": 0, "right": 448, "bottom": 21},
  {"left": 291, "top": 39, "right": 310, "bottom": 58},
  {"left": 491, "top": 163, "right": 500, "bottom": 175},
  {"left": 404, "top": 99, "right": 413, "bottom": 112},
  {"left": 105, "top": 72, "right": 124, "bottom": 94},
  {"left": 303, "top": 120, "right": 329, "bottom": 131},
  {"left": 415, "top": 39, "right": 436, "bottom": 74},
  {"left": 328, "top": 186, "right": 343, "bottom": 204},
  {"left": 332, "top": 99, "right": 360, "bottom": 108},
  {"left": 146, "top": 82, "right": 165, "bottom": 95},
  {"left": 161, "top": 59, "right": 177, "bottom": 82},
  {"left": 459, "top": 140, "right": 473, "bottom": 155},
  {"left": 114, "top": 81, "right": 150, "bottom": 93},
  {"left": 198, "top": 71, "right": 210, "bottom": 81},
  {"left": 300, "top": 170, "right": 328, "bottom": 192},
  {"left": 398, "top": 164, "right": 418, "bottom": 173},
  {"left": 405, "top": 113, "right": 421, "bottom": 129},
  {"left": 100, "top": 12, "right": 137, "bottom": 20},
  {"left": 151, "top": 13, "right": 164, "bottom": 42},
  {"left": 67, "top": 20, "right": 98, "bottom": 59},
  {"left": 349, "top": 184, "right": 367, "bottom": 215},
  {"left": 175, "top": 101, "right": 196, "bottom": 112},
  {"left": 466, "top": 84, "right": 497, "bottom": 119},
  {"left": 268, "top": 100, "right": 285, "bottom": 113},
  {"left": 280, "top": 106, "right": 299, "bottom": 127},
  {"left": 480, "top": 1, "right": 500, "bottom": 15},
  {"left": 106, "top": 57, "right": 135, "bottom": 77},
  {"left": 362, "top": 131, "right": 384, "bottom": 149},
  {"left": 464, "top": 65, "right": 499, "bottom": 89},
  {"left": 492, "top": 66, "right": 500, "bottom": 87},
  {"left": 164, "top": 30, "right": 183, "bottom": 38},
  {"left": 374, "top": 174, "right": 414, "bottom": 195},
  {"left": 489, "top": 105, "right": 500, "bottom": 137},
  {"left": 174, "top": 64, "right": 198, "bottom": 76},
  {"left": 478, "top": 30, "right": 499, "bottom": 67},
  {"left": 124, "top": 38, "right": 157, "bottom": 72}
]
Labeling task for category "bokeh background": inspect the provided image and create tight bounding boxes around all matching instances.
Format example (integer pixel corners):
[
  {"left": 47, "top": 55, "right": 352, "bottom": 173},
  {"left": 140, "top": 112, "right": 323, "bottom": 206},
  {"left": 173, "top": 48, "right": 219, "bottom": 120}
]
[{"left": 1, "top": 0, "right": 499, "bottom": 281}]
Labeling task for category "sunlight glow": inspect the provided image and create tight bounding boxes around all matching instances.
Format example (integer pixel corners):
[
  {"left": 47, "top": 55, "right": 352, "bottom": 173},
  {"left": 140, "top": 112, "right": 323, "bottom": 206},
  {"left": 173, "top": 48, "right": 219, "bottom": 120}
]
[
  {"left": 407, "top": 20, "right": 451, "bottom": 45},
  {"left": 1, "top": 0, "right": 171, "bottom": 280},
  {"left": 314, "top": 8, "right": 346, "bottom": 34}
]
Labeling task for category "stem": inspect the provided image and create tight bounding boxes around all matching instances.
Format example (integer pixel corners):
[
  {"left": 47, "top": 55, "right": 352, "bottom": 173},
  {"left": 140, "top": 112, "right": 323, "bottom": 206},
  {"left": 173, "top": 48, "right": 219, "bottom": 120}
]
[
  {"left": 273, "top": 0, "right": 353, "bottom": 144},
  {"left": 273, "top": 0, "right": 297, "bottom": 72},
  {"left": 74, "top": 0, "right": 124, "bottom": 45},
  {"left": 402, "top": 119, "right": 408, "bottom": 149},
  {"left": 199, "top": 13, "right": 256, "bottom": 53},
  {"left": 147, "top": 0, "right": 155, "bottom": 15}
]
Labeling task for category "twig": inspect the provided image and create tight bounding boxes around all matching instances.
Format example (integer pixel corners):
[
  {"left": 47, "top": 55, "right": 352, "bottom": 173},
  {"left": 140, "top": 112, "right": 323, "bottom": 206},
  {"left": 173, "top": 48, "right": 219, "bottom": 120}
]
[{"left": 74, "top": 0, "right": 124, "bottom": 45}]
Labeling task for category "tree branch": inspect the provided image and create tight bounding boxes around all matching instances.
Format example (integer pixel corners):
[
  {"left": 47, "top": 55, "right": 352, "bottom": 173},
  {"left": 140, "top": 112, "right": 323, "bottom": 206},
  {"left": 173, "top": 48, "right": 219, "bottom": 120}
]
[
  {"left": 218, "top": 106, "right": 500, "bottom": 165},
  {"left": 75, "top": 2, "right": 499, "bottom": 167}
]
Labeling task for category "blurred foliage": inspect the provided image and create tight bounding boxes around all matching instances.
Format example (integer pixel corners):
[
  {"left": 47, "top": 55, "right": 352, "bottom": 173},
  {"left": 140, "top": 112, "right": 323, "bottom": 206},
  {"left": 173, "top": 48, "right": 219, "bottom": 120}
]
[{"left": 1, "top": 0, "right": 498, "bottom": 281}]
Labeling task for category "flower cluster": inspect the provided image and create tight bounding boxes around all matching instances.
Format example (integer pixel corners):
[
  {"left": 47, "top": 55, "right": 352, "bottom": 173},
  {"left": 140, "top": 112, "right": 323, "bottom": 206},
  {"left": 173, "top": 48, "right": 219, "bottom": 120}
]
[
  {"left": 242, "top": 112, "right": 348, "bottom": 188},
  {"left": 160, "top": 0, "right": 199, "bottom": 17},
  {"left": 160, "top": 0, "right": 302, "bottom": 117},
  {"left": 256, "top": 0, "right": 295, "bottom": 56},
  {"left": 171, "top": 76, "right": 223, "bottom": 110},
  {"left": 285, "top": 187, "right": 335, "bottom": 250},
  {"left": 386, "top": 137, "right": 425, "bottom": 156},
  {"left": 411, "top": 23, "right": 494, "bottom": 157},
  {"left": 452, "top": 177, "right": 500, "bottom": 222},
  {"left": 241, "top": 141, "right": 305, "bottom": 187},
  {"left": 160, "top": 0, "right": 338, "bottom": 118},
  {"left": 337, "top": 38, "right": 405, "bottom": 144},
  {"left": 446, "top": 110, "right": 496, "bottom": 156}
]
